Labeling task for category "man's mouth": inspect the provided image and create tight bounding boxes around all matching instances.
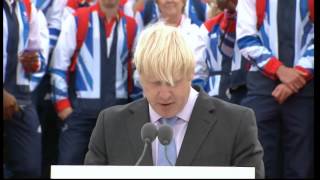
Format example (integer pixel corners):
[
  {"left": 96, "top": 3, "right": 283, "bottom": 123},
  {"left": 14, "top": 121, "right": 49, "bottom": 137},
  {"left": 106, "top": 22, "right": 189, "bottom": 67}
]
[{"left": 160, "top": 103, "right": 173, "bottom": 106}]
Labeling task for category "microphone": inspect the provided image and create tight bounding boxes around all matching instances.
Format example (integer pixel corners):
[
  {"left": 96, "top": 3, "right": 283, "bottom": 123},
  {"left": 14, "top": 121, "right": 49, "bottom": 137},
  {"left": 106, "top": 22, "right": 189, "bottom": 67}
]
[
  {"left": 158, "top": 124, "right": 174, "bottom": 165},
  {"left": 135, "top": 122, "right": 158, "bottom": 166}
]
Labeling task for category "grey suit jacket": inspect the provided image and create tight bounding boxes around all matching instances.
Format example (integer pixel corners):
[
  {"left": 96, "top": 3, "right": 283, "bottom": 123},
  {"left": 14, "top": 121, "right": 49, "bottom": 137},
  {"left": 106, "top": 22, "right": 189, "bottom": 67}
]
[{"left": 84, "top": 89, "right": 265, "bottom": 178}]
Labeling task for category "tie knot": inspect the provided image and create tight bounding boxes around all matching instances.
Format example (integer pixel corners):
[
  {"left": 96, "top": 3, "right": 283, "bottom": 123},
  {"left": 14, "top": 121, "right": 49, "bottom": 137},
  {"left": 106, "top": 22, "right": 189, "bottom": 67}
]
[{"left": 159, "top": 117, "right": 178, "bottom": 127}]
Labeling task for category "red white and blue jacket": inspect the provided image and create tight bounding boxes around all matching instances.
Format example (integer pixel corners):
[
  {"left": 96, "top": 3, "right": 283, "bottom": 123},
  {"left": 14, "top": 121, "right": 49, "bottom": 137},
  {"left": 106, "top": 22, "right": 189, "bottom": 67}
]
[
  {"left": 50, "top": 3, "right": 137, "bottom": 113},
  {"left": 3, "top": 0, "right": 49, "bottom": 94},
  {"left": 33, "top": 0, "right": 68, "bottom": 50},
  {"left": 236, "top": 0, "right": 314, "bottom": 96},
  {"left": 200, "top": 10, "right": 247, "bottom": 98}
]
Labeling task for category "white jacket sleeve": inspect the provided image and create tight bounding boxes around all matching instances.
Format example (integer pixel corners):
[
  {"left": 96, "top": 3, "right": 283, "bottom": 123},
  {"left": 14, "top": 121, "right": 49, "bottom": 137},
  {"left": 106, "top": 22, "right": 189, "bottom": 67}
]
[
  {"left": 45, "top": 0, "right": 68, "bottom": 50},
  {"left": 295, "top": 23, "right": 314, "bottom": 79},
  {"left": 236, "top": 0, "right": 282, "bottom": 80},
  {"left": 29, "top": 5, "right": 50, "bottom": 91},
  {"left": 27, "top": 3, "right": 41, "bottom": 51},
  {"left": 50, "top": 14, "right": 77, "bottom": 112},
  {"left": 181, "top": 22, "right": 209, "bottom": 88}
]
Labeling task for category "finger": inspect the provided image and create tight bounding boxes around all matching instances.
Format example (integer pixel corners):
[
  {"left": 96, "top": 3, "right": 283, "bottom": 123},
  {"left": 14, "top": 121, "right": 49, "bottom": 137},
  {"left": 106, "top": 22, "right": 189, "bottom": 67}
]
[
  {"left": 298, "top": 76, "right": 307, "bottom": 86},
  {"left": 272, "top": 89, "right": 279, "bottom": 102},
  {"left": 296, "top": 69, "right": 308, "bottom": 77},
  {"left": 293, "top": 78, "right": 306, "bottom": 91},
  {"left": 280, "top": 85, "right": 292, "bottom": 103},
  {"left": 277, "top": 90, "right": 286, "bottom": 104},
  {"left": 273, "top": 94, "right": 280, "bottom": 102},
  {"left": 271, "top": 90, "right": 277, "bottom": 97},
  {"left": 291, "top": 82, "right": 301, "bottom": 92},
  {"left": 284, "top": 85, "right": 293, "bottom": 95},
  {"left": 287, "top": 84, "right": 298, "bottom": 93},
  {"left": 58, "top": 112, "right": 68, "bottom": 121},
  {"left": 58, "top": 114, "right": 65, "bottom": 121},
  {"left": 21, "top": 55, "right": 38, "bottom": 63},
  {"left": 275, "top": 94, "right": 282, "bottom": 104},
  {"left": 279, "top": 92, "right": 290, "bottom": 104},
  {"left": 273, "top": 90, "right": 282, "bottom": 102},
  {"left": 31, "top": 53, "right": 39, "bottom": 58},
  {"left": 281, "top": 84, "right": 295, "bottom": 103},
  {"left": 27, "top": 56, "right": 38, "bottom": 61},
  {"left": 293, "top": 82, "right": 303, "bottom": 91},
  {"left": 281, "top": 88, "right": 291, "bottom": 103},
  {"left": 32, "top": 60, "right": 39, "bottom": 66},
  {"left": 21, "top": 58, "right": 35, "bottom": 64},
  {"left": 272, "top": 86, "right": 280, "bottom": 97}
]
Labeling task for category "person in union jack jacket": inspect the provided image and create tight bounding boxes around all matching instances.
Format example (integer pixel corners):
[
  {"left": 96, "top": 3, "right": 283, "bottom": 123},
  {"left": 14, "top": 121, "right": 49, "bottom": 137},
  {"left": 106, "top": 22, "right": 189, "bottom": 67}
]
[{"left": 236, "top": 0, "right": 314, "bottom": 178}]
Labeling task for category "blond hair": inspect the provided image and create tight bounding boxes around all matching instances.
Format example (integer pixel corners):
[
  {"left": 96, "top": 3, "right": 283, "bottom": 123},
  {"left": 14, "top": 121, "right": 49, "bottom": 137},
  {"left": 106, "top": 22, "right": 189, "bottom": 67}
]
[{"left": 133, "top": 24, "right": 195, "bottom": 86}]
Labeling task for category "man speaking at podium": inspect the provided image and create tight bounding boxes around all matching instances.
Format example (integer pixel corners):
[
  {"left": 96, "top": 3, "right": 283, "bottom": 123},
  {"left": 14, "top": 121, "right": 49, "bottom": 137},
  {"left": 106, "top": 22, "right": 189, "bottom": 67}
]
[{"left": 84, "top": 24, "right": 264, "bottom": 178}]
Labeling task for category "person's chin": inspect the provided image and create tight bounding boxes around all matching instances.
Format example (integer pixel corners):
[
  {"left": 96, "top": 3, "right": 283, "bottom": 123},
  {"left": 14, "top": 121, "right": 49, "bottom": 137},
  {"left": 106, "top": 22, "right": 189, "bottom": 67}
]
[
  {"left": 103, "top": 4, "right": 116, "bottom": 8},
  {"left": 157, "top": 105, "right": 176, "bottom": 117},
  {"left": 162, "top": 9, "right": 178, "bottom": 16}
]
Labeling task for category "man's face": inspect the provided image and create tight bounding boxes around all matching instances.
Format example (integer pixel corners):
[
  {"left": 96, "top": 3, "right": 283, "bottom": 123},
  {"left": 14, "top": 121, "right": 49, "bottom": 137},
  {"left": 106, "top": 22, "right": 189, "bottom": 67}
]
[
  {"left": 156, "top": 0, "right": 185, "bottom": 18},
  {"left": 99, "top": 0, "right": 120, "bottom": 8},
  {"left": 215, "top": 0, "right": 237, "bottom": 12},
  {"left": 140, "top": 73, "right": 192, "bottom": 118}
]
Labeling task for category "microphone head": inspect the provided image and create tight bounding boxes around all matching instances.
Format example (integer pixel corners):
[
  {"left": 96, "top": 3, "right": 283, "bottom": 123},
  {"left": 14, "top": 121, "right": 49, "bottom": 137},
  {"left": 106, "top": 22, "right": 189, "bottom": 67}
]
[
  {"left": 158, "top": 124, "right": 173, "bottom": 145},
  {"left": 141, "top": 122, "right": 158, "bottom": 143}
]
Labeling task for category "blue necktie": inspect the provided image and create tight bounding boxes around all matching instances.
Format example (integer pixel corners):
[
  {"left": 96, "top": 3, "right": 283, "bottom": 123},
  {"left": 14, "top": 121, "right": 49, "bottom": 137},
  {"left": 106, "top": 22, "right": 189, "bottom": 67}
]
[{"left": 157, "top": 117, "right": 178, "bottom": 166}]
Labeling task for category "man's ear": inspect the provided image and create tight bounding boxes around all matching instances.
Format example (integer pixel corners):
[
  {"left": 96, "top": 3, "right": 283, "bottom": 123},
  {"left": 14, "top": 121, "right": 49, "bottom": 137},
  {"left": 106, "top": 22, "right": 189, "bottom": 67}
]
[
  {"left": 139, "top": 74, "right": 145, "bottom": 86},
  {"left": 188, "top": 72, "right": 195, "bottom": 81}
]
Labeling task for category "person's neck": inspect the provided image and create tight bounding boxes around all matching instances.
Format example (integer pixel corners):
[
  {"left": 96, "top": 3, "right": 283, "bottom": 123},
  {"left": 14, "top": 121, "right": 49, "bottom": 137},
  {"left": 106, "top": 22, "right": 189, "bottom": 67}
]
[
  {"left": 101, "top": 6, "right": 118, "bottom": 22},
  {"left": 163, "top": 14, "right": 182, "bottom": 27}
]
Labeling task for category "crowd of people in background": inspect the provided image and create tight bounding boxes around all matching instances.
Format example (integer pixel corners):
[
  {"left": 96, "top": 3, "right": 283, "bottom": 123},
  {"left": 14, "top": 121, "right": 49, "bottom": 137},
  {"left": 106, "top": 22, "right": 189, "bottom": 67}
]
[{"left": 3, "top": 0, "right": 314, "bottom": 178}]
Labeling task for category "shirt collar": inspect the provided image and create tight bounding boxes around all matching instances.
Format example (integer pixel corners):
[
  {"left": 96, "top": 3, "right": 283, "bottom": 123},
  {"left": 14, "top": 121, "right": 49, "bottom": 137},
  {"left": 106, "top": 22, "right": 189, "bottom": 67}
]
[
  {"left": 149, "top": 87, "right": 199, "bottom": 123},
  {"left": 158, "top": 14, "right": 185, "bottom": 27}
]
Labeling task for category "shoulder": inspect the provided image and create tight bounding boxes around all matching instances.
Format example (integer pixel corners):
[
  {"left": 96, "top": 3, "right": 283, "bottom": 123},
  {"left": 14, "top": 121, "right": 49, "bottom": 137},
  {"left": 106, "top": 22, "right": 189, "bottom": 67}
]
[
  {"left": 216, "top": 98, "right": 253, "bottom": 116},
  {"left": 181, "top": 16, "right": 201, "bottom": 33},
  {"left": 199, "top": 92, "right": 255, "bottom": 124},
  {"left": 203, "top": 12, "right": 224, "bottom": 31},
  {"left": 207, "top": 97, "right": 256, "bottom": 136},
  {"left": 98, "top": 98, "right": 146, "bottom": 124},
  {"left": 120, "top": 11, "right": 137, "bottom": 26},
  {"left": 206, "top": 95, "right": 252, "bottom": 114},
  {"left": 66, "top": 0, "right": 79, "bottom": 10},
  {"left": 124, "top": 14, "right": 137, "bottom": 25},
  {"left": 180, "top": 17, "right": 206, "bottom": 46},
  {"left": 73, "top": 6, "right": 92, "bottom": 17}
]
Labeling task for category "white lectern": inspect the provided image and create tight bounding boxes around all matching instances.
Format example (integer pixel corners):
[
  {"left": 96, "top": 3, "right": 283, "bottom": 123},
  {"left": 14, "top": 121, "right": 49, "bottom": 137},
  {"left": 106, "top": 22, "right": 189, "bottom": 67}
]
[{"left": 51, "top": 165, "right": 255, "bottom": 179}]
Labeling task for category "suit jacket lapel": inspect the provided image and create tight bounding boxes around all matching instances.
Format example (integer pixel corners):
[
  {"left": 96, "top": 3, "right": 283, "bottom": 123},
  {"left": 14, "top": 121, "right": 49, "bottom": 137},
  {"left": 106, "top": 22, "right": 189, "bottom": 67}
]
[
  {"left": 126, "top": 98, "right": 154, "bottom": 165},
  {"left": 176, "top": 90, "right": 218, "bottom": 165}
]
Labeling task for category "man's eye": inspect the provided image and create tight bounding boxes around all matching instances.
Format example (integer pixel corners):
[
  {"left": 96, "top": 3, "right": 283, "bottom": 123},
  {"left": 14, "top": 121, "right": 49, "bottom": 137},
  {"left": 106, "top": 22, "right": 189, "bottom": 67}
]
[
  {"left": 174, "top": 79, "right": 182, "bottom": 84},
  {"left": 152, "top": 81, "right": 161, "bottom": 85}
]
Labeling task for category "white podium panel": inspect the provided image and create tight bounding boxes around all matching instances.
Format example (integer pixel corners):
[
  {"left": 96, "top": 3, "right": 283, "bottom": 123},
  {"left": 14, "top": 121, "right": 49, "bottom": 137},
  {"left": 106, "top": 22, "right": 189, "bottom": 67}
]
[{"left": 51, "top": 165, "right": 255, "bottom": 179}]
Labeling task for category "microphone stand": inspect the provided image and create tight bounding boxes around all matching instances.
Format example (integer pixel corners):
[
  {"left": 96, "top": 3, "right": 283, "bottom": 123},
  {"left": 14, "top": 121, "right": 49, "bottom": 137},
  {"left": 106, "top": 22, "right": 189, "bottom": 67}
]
[{"left": 135, "top": 141, "right": 149, "bottom": 166}]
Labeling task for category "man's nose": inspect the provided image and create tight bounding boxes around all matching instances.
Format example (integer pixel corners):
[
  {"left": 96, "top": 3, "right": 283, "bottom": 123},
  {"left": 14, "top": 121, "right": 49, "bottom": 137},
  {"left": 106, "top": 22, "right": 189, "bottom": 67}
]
[{"left": 158, "top": 84, "right": 172, "bottom": 100}]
